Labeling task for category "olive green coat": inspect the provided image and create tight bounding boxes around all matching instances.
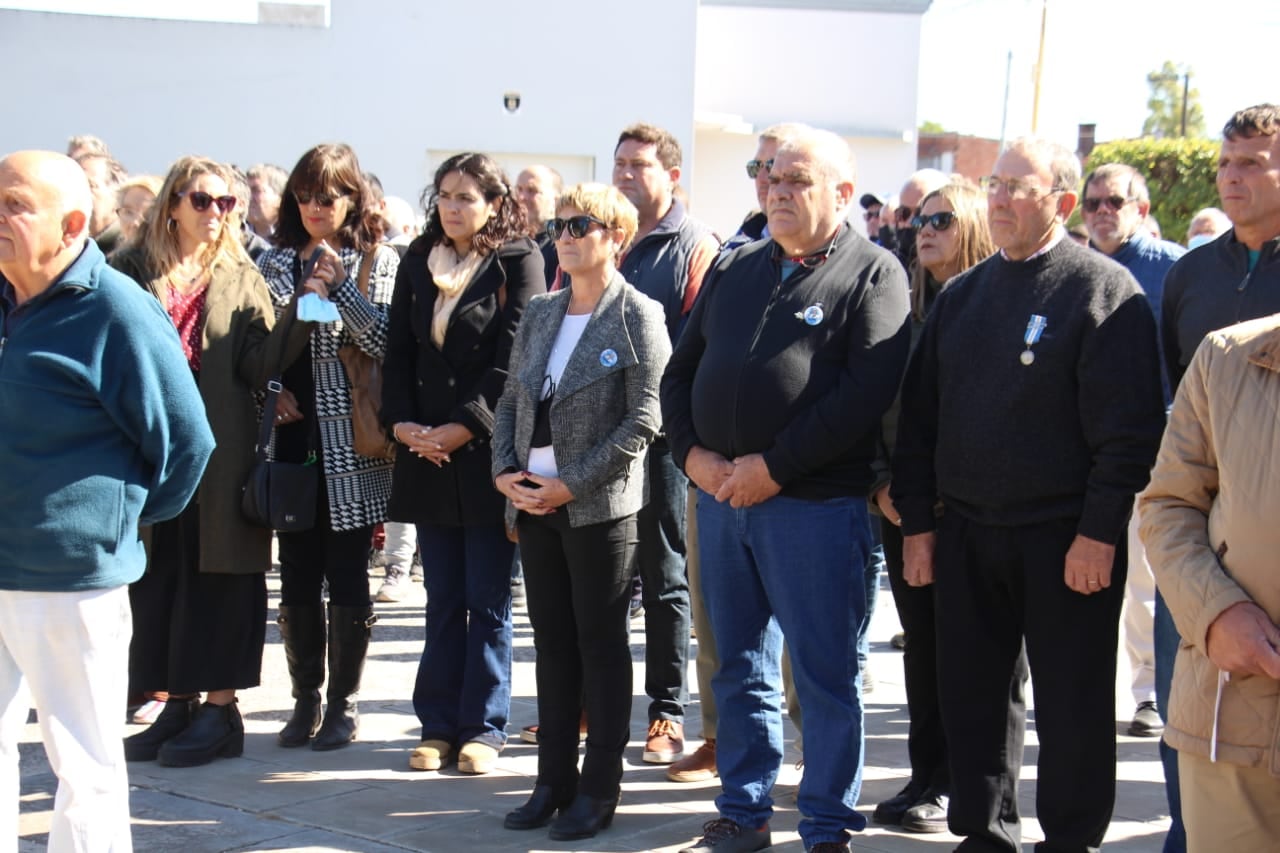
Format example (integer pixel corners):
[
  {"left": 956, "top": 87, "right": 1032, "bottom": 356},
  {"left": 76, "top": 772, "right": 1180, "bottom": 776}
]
[{"left": 111, "top": 248, "right": 311, "bottom": 574}]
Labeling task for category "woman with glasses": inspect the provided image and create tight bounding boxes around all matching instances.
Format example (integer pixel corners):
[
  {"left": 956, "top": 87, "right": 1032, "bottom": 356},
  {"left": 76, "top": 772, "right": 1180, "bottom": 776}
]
[
  {"left": 870, "top": 178, "right": 996, "bottom": 832},
  {"left": 380, "top": 152, "right": 543, "bottom": 776},
  {"left": 493, "top": 183, "right": 669, "bottom": 841},
  {"left": 110, "top": 156, "right": 311, "bottom": 767},
  {"left": 257, "top": 143, "right": 400, "bottom": 751}
]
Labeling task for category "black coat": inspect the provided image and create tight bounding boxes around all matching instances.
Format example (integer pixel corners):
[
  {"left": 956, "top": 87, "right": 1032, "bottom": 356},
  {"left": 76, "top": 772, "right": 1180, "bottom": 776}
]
[{"left": 381, "top": 235, "right": 544, "bottom": 526}]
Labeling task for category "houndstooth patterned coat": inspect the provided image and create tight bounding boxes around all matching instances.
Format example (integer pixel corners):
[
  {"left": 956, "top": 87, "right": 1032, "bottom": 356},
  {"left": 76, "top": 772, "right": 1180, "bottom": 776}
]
[{"left": 258, "top": 244, "right": 399, "bottom": 531}]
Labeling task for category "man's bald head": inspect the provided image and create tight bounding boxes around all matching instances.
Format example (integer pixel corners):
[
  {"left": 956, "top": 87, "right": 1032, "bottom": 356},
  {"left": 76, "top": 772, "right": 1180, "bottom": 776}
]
[
  {"left": 516, "top": 165, "right": 562, "bottom": 236},
  {"left": 899, "top": 168, "right": 951, "bottom": 215},
  {"left": 0, "top": 150, "right": 93, "bottom": 298}
]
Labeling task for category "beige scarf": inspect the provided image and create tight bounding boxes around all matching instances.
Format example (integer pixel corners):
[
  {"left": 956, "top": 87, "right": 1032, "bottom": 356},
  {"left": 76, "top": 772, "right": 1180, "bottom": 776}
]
[{"left": 427, "top": 243, "right": 485, "bottom": 348}]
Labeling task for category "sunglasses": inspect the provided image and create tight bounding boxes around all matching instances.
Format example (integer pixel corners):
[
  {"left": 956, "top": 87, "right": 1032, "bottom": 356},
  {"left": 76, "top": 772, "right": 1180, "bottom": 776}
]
[
  {"left": 745, "top": 158, "right": 774, "bottom": 179},
  {"left": 1081, "top": 195, "right": 1136, "bottom": 214},
  {"left": 863, "top": 208, "right": 882, "bottom": 221},
  {"left": 293, "top": 190, "right": 347, "bottom": 208},
  {"left": 911, "top": 211, "right": 957, "bottom": 232},
  {"left": 178, "top": 191, "right": 236, "bottom": 214},
  {"left": 547, "top": 215, "right": 609, "bottom": 241},
  {"left": 895, "top": 206, "right": 914, "bottom": 222}
]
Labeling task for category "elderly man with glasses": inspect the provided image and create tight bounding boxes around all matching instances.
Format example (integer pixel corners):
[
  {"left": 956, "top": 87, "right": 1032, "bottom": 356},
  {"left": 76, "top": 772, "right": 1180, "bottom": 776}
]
[{"left": 891, "top": 137, "right": 1166, "bottom": 853}]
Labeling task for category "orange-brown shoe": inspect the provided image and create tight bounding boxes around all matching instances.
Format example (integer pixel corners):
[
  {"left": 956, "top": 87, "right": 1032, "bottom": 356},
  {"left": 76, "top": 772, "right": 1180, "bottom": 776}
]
[
  {"left": 667, "top": 738, "right": 717, "bottom": 782},
  {"left": 643, "top": 718, "right": 684, "bottom": 764}
]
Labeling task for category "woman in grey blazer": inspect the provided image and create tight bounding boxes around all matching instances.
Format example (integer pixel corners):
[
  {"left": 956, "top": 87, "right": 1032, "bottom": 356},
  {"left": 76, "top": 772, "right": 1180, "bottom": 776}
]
[{"left": 492, "top": 184, "right": 671, "bottom": 841}]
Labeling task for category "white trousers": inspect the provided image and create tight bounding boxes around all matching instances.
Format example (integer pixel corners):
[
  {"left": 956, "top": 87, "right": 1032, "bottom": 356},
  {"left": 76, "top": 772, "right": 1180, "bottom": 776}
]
[
  {"left": 1123, "top": 508, "right": 1157, "bottom": 705},
  {"left": 0, "top": 586, "right": 133, "bottom": 853},
  {"left": 383, "top": 522, "right": 418, "bottom": 571}
]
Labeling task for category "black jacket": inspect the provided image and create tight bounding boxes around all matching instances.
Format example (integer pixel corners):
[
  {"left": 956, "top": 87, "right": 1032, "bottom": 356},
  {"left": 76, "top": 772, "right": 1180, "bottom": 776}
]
[
  {"left": 381, "top": 236, "right": 544, "bottom": 526},
  {"left": 661, "top": 224, "right": 910, "bottom": 500},
  {"left": 1161, "top": 230, "right": 1280, "bottom": 392}
]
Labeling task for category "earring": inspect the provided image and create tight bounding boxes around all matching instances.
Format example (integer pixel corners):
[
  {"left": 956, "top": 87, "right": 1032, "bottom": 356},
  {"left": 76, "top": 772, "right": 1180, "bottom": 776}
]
[{"left": 166, "top": 217, "right": 177, "bottom": 234}]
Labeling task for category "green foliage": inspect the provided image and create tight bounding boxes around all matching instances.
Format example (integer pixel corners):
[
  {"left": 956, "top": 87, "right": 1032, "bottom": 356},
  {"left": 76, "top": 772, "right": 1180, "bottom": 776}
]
[
  {"left": 1144, "top": 61, "right": 1207, "bottom": 139},
  {"left": 919, "top": 120, "right": 946, "bottom": 135},
  {"left": 1084, "top": 137, "right": 1220, "bottom": 245}
]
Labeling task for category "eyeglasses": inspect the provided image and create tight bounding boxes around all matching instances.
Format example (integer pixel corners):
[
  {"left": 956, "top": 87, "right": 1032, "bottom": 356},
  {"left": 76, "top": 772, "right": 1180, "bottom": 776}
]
[
  {"left": 745, "top": 158, "right": 774, "bottom": 179},
  {"left": 177, "top": 191, "right": 237, "bottom": 214},
  {"left": 981, "top": 176, "right": 1064, "bottom": 201},
  {"left": 547, "top": 215, "right": 609, "bottom": 241},
  {"left": 863, "top": 208, "right": 882, "bottom": 222},
  {"left": 293, "top": 190, "right": 347, "bottom": 208},
  {"left": 1081, "top": 195, "right": 1137, "bottom": 214},
  {"left": 115, "top": 206, "right": 147, "bottom": 223},
  {"left": 911, "top": 211, "right": 957, "bottom": 232}
]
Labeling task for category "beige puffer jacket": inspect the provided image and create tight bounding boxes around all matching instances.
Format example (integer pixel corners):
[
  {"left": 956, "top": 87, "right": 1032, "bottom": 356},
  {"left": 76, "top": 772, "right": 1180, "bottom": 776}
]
[{"left": 1139, "top": 314, "right": 1280, "bottom": 775}]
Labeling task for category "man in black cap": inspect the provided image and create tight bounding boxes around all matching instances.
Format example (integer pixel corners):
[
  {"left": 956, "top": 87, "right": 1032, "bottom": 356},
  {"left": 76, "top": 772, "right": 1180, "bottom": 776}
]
[{"left": 860, "top": 192, "right": 884, "bottom": 244}]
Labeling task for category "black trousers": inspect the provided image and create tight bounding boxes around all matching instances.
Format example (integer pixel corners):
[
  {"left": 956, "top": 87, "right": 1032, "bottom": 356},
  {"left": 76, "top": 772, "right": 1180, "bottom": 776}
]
[
  {"left": 882, "top": 522, "right": 949, "bottom": 790},
  {"left": 517, "top": 510, "right": 637, "bottom": 799},
  {"left": 934, "top": 511, "right": 1124, "bottom": 853},
  {"left": 277, "top": 485, "right": 373, "bottom": 607}
]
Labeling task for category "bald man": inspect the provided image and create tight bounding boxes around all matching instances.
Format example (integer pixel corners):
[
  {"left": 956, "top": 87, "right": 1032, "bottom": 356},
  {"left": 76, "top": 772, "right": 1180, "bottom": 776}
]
[
  {"left": 516, "top": 165, "right": 562, "bottom": 288},
  {"left": 0, "top": 151, "right": 213, "bottom": 850}
]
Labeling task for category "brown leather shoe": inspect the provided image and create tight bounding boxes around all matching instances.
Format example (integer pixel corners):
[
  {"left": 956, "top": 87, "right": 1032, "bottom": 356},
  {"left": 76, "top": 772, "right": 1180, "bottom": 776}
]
[
  {"left": 667, "top": 738, "right": 716, "bottom": 782},
  {"left": 643, "top": 719, "right": 684, "bottom": 764}
]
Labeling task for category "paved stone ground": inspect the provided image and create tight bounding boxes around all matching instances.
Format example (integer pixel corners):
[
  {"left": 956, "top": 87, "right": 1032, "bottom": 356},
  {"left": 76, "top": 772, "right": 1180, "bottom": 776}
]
[{"left": 18, "top": 565, "right": 1172, "bottom": 852}]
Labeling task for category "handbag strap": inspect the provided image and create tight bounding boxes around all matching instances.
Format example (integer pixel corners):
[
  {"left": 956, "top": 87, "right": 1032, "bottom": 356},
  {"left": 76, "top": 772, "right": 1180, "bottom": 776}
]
[
  {"left": 254, "top": 378, "right": 284, "bottom": 461},
  {"left": 356, "top": 247, "right": 377, "bottom": 298}
]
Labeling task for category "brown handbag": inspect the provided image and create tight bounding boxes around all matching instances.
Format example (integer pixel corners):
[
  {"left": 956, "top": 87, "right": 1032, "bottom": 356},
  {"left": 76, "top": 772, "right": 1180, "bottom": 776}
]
[{"left": 337, "top": 249, "right": 396, "bottom": 461}]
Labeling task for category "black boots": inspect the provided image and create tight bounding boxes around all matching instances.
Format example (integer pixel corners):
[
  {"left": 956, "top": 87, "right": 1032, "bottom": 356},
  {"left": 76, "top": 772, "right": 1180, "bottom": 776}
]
[
  {"left": 548, "top": 792, "right": 621, "bottom": 841},
  {"left": 504, "top": 784, "right": 575, "bottom": 830},
  {"left": 157, "top": 700, "right": 245, "bottom": 767},
  {"left": 276, "top": 604, "right": 325, "bottom": 748},
  {"left": 311, "top": 604, "right": 376, "bottom": 752},
  {"left": 124, "top": 696, "right": 201, "bottom": 761}
]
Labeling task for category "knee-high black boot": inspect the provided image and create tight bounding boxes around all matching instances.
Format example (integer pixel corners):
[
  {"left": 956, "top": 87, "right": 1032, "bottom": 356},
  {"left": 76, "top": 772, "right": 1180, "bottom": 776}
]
[
  {"left": 276, "top": 604, "right": 326, "bottom": 748},
  {"left": 312, "top": 604, "right": 377, "bottom": 751}
]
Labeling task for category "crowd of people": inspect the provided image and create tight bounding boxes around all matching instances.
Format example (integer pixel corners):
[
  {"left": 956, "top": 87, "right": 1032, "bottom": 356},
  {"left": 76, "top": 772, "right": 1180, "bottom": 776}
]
[{"left": 0, "top": 101, "right": 1277, "bottom": 853}]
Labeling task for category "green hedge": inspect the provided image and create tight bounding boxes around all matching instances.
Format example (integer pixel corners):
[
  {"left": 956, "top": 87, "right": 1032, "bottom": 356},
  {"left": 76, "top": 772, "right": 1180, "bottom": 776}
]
[{"left": 1081, "top": 138, "right": 1220, "bottom": 246}]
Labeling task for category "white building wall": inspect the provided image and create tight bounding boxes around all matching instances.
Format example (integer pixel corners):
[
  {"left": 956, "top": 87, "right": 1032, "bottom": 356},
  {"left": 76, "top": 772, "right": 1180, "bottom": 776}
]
[{"left": 0, "top": 0, "right": 698, "bottom": 208}]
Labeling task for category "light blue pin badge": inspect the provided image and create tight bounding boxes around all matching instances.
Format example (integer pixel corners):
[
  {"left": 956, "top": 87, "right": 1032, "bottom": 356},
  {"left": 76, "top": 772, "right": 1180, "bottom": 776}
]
[
  {"left": 796, "top": 303, "right": 824, "bottom": 326},
  {"left": 600, "top": 348, "right": 618, "bottom": 368},
  {"left": 1020, "top": 314, "right": 1047, "bottom": 365}
]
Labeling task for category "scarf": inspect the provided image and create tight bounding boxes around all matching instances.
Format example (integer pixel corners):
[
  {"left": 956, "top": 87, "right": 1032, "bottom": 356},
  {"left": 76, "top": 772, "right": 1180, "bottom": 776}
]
[{"left": 427, "top": 242, "right": 485, "bottom": 348}]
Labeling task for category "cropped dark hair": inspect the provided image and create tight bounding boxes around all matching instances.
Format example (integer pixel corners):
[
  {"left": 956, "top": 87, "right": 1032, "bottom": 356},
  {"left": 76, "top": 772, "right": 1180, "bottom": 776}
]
[
  {"left": 615, "top": 122, "right": 683, "bottom": 170},
  {"left": 419, "top": 153, "right": 526, "bottom": 255},
  {"left": 272, "top": 143, "right": 382, "bottom": 253},
  {"left": 1222, "top": 103, "right": 1280, "bottom": 141}
]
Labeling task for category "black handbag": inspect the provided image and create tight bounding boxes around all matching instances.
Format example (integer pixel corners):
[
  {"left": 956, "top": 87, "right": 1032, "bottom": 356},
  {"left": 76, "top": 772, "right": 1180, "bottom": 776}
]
[{"left": 241, "top": 378, "right": 319, "bottom": 531}]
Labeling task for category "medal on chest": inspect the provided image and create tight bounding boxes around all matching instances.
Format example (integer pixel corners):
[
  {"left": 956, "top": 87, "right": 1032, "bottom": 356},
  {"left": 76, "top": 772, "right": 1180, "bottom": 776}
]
[{"left": 1020, "top": 314, "right": 1047, "bottom": 365}]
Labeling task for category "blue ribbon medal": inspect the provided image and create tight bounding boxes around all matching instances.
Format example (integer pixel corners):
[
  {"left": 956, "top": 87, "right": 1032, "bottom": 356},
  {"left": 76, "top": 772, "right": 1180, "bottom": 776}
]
[{"left": 1020, "top": 314, "right": 1047, "bottom": 365}]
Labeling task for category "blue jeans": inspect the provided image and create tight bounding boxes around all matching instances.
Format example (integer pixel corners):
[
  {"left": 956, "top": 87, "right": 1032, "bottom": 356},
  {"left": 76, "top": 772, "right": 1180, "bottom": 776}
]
[
  {"left": 1154, "top": 590, "right": 1186, "bottom": 853},
  {"left": 698, "top": 492, "right": 871, "bottom": 847},
  {"left": 413, "top": 523, "right": 514, "bottom": 747}
]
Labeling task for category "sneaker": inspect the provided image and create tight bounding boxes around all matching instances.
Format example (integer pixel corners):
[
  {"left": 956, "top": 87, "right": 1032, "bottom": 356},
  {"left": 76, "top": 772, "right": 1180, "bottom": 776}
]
[
  {"left": 457, "top": 740, "right": 499, "bottom": 774},
  {"left": 667, "top": 738, "right": 717, "bottom": 782},
  {"left": 643, "top": 719, "right": 684, "bottom": 764},
  {"left": 408, "top": 738, "right": 452, "bottom": 771},
  {"left": 890, "top": 631, "right": 907, "bottom": 650},
  {"left": 679, "top": 817, "right": 771, "bottom": 852},
  {"left": 1129, "top": 700, "right": 1164, "bottom": 737},
  {"left": 872, "top": 779, "right": 928, "bottom": 825},
  {"left": 376, "top": 567, "right": 409, "bottom": 602},
  {"left": 409, "top": 551, "right": 423, "bottom": 582},
  {"left": 902, "top": 788, "right": 949, "bottom": 833}
]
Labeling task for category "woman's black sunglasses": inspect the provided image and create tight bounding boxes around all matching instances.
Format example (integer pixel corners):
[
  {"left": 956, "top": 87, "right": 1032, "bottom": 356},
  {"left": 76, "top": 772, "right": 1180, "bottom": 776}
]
[
  {"left": 910, "top": 211, "right": 957, "bottom": 232},
  {"left": 177, "top": 191, "right": 237, "bottom": 214},
  {"left": 547, "top": 215, "right": 609, "bottom": 241},
  {"left": 293, "top": 190, "right": 347, "bottom": 208}
]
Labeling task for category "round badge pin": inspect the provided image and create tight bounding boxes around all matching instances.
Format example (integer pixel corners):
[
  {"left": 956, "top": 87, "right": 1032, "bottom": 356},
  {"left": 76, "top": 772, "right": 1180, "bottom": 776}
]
[
  {"left": 600, "top": 348, "right": 618, "bottom": 367},
  {"left": 803, "top": 305, "right": 824, "bottom": 326}
]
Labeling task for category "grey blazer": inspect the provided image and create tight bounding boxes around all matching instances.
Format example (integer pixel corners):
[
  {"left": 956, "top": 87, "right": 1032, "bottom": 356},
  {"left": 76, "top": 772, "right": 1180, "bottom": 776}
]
[{"left": 491, "top": 273, "right": 671, "bottom": 528}]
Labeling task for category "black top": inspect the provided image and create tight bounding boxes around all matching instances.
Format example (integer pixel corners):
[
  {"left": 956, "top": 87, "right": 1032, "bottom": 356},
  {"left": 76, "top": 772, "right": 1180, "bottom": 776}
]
[
  {"left": 661, "top": 224, "right": 910, "bottom": 500},
  {"left": 891, "top": 237, "right": 1166, "bottom": 545}
]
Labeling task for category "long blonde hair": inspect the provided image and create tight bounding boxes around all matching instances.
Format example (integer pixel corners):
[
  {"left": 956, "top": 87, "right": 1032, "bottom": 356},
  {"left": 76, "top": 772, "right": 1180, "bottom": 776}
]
[
  {"left": 140, "top": 156, "right": 250, "bottom": 277},
  {"left": 909, "top": 179, "right": 995, "bottom": 321}
]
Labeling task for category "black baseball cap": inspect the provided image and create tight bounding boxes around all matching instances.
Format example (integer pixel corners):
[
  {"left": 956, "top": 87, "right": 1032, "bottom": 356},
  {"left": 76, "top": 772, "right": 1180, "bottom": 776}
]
[{"left": 860, "top": 192, "right": 884, "bottom": 209}]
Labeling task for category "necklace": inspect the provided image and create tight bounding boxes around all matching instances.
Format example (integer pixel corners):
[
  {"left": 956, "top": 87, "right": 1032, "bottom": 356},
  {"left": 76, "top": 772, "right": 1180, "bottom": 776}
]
[{"left": 167, "top": 261, "right": 209, "bottom": 294}]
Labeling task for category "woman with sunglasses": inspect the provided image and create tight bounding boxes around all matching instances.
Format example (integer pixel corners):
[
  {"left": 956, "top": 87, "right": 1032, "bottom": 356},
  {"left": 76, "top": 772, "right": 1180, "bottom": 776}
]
[
  {"left": 492, "top": 183, "right": 669, "bottom": 841},
  {"left": 870, "top": 178, "right": 996, "bottom": 832},
  {"left": 257, "top": 143, "right": 400, "bottom": 751},
  {"left": 110, "top": 156, "right": 311, "bottom": 767},
  {"left": 380, "top": 152, "right": 543, "bottom": 775}
]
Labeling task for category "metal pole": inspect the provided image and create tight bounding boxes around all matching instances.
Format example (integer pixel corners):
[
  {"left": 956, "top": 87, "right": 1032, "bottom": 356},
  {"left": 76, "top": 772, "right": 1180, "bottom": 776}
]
[
  {"left": 999, "top": 50, "right": 1012, "bottom": 152},
  {"left": 1180, "top": 71, "right": 1190, "bottom": 137},
  {"left": 1030, "top": 0, "right": 1047, "bottom": 133}
]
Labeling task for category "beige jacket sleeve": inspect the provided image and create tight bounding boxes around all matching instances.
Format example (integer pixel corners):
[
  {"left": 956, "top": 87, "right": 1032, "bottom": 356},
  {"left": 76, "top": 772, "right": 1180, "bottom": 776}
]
[{"left": 1139, "top": 337, "right": 1253, "bottom": 651}]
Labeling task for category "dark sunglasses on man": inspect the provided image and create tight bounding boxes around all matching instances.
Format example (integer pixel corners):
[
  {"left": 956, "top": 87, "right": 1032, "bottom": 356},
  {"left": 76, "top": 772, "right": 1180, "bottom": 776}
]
[
  {"left": 1081, "top": 195, "right": 1136, "bottom": 214},
  {"left": 910, "top": 211, "right": 957, "bottom": 232},
  {"left": 546, "top": 215, "right": 609, "bottom": 241},
  {"left": 177, "top": 191, "right": 237, "bottom": 214},
  {"left": 745, "top": 158, "right": 774, "bottom": 179}
]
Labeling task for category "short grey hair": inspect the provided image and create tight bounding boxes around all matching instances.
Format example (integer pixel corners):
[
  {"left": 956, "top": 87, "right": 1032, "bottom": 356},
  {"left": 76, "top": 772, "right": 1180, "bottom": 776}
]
[
  {"left": 1083, "top": 163, "right": 1149, "bottom": 206},
  {"left": 758, "top": 122, "right": 808, "bottom": 147},
  {"left": 1005, "top": 137, "right": 1081, "bottom": 192},
  {"left": 246, "top": 163, "right": 288, "bottom": 195},
  {"left": 776, "top": 126, "right": 857, "bottom": 185}
]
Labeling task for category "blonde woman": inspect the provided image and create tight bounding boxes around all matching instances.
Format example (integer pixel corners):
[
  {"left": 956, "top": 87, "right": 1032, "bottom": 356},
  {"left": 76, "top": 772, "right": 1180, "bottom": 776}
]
[
  {"left": 114, "top": 174, "right": 162, "bottom": 246},
  {"left": 111, "top": 156, "right": 309, "bottom": 767}
]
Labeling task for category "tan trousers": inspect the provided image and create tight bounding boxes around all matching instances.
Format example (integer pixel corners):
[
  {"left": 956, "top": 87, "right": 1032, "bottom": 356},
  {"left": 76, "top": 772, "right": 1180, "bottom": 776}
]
[{"left": 1180, "top": 750, "right": 1280, "bottom": 852}]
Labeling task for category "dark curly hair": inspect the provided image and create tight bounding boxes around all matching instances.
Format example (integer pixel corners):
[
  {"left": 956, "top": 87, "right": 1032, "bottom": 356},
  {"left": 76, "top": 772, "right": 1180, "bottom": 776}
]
[
  {"left": 419, "top": 153, "right": 526, "bottom": 255},
  {"left": 272, "top": 143, "right": 382, "bottom": 253}
]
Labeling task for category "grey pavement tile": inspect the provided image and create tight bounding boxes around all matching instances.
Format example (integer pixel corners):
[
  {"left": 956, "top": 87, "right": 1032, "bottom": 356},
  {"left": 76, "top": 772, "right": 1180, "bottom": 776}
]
[{"left": 227, "top": 828, "right": 420, "bottom": 852}]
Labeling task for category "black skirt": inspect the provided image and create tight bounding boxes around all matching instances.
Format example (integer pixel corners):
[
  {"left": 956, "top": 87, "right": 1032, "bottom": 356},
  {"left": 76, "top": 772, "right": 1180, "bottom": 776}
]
[{"left": 128, "top": 501, "right": 268, "bottom": 693}]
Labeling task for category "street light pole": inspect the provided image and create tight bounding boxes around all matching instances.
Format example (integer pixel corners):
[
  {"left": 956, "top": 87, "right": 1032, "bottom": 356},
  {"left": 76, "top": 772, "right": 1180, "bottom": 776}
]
[{"left": 1180, "top": 71, "right": 1190, "bottom": 137}]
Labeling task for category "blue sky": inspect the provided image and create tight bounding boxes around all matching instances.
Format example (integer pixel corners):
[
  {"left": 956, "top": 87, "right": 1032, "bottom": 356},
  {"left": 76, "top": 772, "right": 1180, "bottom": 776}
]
[{"left": 918, "top": 0, "right": 1279, "bottom": 147}]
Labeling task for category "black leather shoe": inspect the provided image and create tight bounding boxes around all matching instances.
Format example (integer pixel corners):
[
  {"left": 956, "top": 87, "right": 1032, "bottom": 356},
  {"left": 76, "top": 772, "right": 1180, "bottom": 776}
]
[
  {"left": 548, "top": 792, "right": 620, "bottom": 841},
  {"left": 157, "top": 700, "right": 244, "bottom": 767},
  {"left": 872, "top": 778, "right": 928, "bottom": 825},
  {"left": 503, "top": 784, "right": 573, "bottom": 830},
  {"left": 902, "top": 788, "right": 949, "bottom": 833},
  {"left": 124, "top": 697, "right": 201, "bottom": 762}
]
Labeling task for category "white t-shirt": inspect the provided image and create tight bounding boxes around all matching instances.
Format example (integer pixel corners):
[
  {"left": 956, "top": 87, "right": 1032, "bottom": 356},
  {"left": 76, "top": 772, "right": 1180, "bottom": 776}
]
[{"left": 526, "top": 312, "right": 592, "bottom": 477}]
